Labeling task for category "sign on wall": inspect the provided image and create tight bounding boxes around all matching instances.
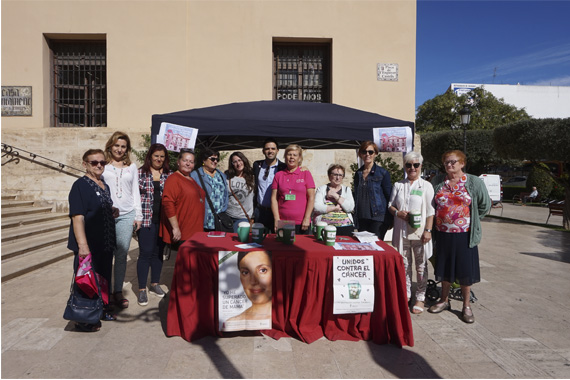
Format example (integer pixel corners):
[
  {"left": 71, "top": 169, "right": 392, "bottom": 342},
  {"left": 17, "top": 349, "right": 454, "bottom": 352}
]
[
  {"left": 2, "top": 86, "right": 32, "bottom": 116},
  {"left": 377, "top": 63, "right": 398, "bottom": 81}
]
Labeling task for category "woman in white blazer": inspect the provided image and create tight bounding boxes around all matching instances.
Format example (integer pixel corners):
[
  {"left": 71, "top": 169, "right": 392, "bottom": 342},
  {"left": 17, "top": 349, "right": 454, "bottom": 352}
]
[
  {"left": 313, "top": 164, "right": 355, "bottom": 236},
  {"left": 388, "top": 152, "right": 434, "bottom": 315}
]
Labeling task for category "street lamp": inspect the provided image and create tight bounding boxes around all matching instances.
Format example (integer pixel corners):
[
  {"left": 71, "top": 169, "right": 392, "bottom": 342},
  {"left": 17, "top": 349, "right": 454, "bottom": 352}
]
[{"left": 459, "top": 105, "right": 472, "bottom": 152}]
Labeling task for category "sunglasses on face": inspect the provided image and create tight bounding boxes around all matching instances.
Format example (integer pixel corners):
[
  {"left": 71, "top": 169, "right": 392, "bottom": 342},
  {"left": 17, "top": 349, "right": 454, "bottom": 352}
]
[
  {"left": 208, "top": 157, "right": 219, "bottom": 162},
  {"left": 87, "top": 160, "right": 107, "bottom": 167},
  {"left": 361, "top": 150, "right": 376, "bottom": 156},
  {"left": 444, "top": 160, "right": 458, "bottom": 166},
  {"left": 405, "top": 163, "right": 421, "bottom": 169}
]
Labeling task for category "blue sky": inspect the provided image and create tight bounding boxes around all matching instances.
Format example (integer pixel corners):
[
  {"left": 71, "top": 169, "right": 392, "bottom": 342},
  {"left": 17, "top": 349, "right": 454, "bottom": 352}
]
[{"left": 415, "top": 0, "right": 570, "bottom": 110}]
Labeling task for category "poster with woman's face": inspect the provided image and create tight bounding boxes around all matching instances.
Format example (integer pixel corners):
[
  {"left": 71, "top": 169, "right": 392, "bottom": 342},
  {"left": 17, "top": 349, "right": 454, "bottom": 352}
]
[{"left": 218, "top": 251, "right": 272, "bottom": 332}]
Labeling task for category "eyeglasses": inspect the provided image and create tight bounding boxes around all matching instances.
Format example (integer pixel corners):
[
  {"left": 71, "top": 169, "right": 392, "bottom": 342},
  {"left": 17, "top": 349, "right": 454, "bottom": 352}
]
[
  {"left": 360, "top": 150, "right": 376, "bottom": 156},
  {"left": 330, "top": 173, "right": 345, "bottom": 178},
  {"left": 87, "top": 160, "right": 107, "bottom": 167},
  {"left": 405, "top": 163, "right": 421, "bottom": 169},
  {"left": 208, "top": 157, "right": 219, "bottom": 162},
  {"left": 263, "top": 166, "right": 270, "bottom": 180},
  {"left": 444, "top": 160, "right": 458, "bottom": 166}
]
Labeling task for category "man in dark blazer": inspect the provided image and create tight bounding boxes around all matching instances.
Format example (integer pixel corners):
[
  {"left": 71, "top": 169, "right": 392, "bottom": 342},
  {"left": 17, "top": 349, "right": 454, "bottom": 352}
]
[{"left": 253, "top": 138, "right": 286, "bottom": 231}]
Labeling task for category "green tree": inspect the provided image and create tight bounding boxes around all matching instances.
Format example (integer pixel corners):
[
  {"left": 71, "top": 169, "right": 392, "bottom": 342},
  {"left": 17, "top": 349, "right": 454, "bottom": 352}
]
[
  {"left": 420, "top": 129, "right": 522, "bottom": 176},
  {"left": 416, "top": 87, "right": 530, "bottom": 133},
  {"left": 493, "top": 118, "right": 570, "bottom": 229}
]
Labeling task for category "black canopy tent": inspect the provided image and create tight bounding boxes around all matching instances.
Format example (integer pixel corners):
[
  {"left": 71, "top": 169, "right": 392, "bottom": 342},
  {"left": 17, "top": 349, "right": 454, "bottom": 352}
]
[{"left": 151, "top": 100, "right": 414, "bottom": 151}]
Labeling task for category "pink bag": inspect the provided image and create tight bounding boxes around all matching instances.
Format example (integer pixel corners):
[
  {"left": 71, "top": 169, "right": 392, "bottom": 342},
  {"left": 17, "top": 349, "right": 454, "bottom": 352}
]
[{"left": 76, "top": 253, "right": 109, "bottom": 304}]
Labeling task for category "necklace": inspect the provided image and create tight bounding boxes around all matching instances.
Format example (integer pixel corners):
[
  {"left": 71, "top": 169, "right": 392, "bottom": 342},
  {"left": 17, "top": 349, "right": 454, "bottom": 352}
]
[{"left": 112, "top": 165, "right": 124, "bottom": 198}]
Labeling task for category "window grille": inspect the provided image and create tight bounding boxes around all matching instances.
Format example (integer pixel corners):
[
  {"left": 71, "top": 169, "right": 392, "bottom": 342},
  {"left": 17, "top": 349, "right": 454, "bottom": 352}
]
[
  {"left": 51, "top": 41, "right": 106, "bottom": 127},
  {"left": 273, "top": 43, "right": 330, "bottom": 103}
]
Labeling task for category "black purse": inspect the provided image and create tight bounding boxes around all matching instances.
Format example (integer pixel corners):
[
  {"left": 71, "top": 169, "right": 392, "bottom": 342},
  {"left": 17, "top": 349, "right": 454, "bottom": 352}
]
[
  {"left": 197, "top": 170, "right": 234, "bottom": 232},
  {"left": 63, "top": 270, "right": 103, "bottom": 325}
]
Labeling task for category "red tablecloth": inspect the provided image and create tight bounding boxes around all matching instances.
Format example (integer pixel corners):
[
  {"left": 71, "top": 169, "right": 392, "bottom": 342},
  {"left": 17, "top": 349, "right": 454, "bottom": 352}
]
[{"left": 166, "top": 232, "right": 414, "bottom": 346}]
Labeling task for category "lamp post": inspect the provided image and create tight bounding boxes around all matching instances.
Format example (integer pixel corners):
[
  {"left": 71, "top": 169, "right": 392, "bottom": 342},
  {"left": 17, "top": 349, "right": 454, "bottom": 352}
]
[{"left": 459, "top": 105, "right": 472, "bottom": 153}]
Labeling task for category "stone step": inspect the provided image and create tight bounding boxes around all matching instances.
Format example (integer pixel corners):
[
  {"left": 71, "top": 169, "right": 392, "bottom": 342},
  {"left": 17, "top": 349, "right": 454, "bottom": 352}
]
[
  {"left": 1, "top": 206, "right": 55, "bottom": 219},
  {"left": 1, "top": 230, "right": 69, "bottom": 260},
  {"left": 1, "top": 212, "right": 69, "bottom": 229},
  {"left": 1, "top": 244, "right": 74, "bottom": 282},
  {"left": 1, "top": 200, "right": 35, "bottom": 209},
  {"left": 1, "top": 195, "right": 17, "bottom": 201},
  {"left": 1, "top": 219, "right": 69, "bottom": 243}
]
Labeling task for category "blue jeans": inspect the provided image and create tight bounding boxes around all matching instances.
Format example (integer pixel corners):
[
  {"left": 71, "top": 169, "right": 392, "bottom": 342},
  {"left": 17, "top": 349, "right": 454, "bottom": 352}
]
[
  {"left": 113, "top": 210, "right": 135, "bottom": 294},
  {"left": 136, "top": 222, "right": 164, "bottom": 289}
]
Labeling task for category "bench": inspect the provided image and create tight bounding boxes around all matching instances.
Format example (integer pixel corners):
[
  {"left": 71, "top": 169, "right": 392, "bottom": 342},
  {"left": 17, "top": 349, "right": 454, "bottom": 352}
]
[
  {"left": 513, "top": 192, "right": 538, "bottom": 204},
  {"left": 546, "top": 201, "right": 565, "bottom": 224}
]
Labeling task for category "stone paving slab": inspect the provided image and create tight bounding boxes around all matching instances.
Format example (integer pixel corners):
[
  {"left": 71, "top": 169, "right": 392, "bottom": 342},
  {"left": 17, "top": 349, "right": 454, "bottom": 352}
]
[{"left": 2, "top": 208, "right": 570, "bottom": 378}]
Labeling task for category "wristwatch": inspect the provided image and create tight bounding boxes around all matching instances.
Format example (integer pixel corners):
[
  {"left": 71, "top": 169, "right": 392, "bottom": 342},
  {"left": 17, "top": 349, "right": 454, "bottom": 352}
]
[{"left": 425, "top": 229, "right": 432, "bottom": 233}]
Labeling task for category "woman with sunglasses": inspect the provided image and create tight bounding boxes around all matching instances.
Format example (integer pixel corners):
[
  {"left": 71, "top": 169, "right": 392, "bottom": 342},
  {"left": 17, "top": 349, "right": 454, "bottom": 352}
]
[
  {"left": 191, "top": 147, "right": 229, "bottom": 231},
  {"left": 225, "top": 152, "right": 255, "bottom": 232},
  {"left": 353, "top": 141, "right": 392, "bottom": 241},
  {"left": 68, "top": 149, "right": 119, "bottom": 332},
  {"left": 388, "top": 152, "right": 435, "bottom": 314},
  {"left": 427, "top": 150, "right": 491, "bottom": 323},
  {"left": 313, "top": 164, "right": 355, "bottom": 236},
  {"left": 102, "top": 131, "right": 143, "bottom": 309}
]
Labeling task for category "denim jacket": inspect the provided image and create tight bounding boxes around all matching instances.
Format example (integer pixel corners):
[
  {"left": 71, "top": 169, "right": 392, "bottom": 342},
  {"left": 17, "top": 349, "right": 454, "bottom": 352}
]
[{"left": 354, "top": 163, "right": 392, "bottom": 222}]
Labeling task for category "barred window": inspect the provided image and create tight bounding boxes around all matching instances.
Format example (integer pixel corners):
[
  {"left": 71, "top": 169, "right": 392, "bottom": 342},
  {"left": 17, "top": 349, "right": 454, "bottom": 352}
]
[
  {"left": 273, "top": 42, "right": 331, "bottom": 103},
  {"left": 50, "top": 41, "right": 106, "bottom": 127}
]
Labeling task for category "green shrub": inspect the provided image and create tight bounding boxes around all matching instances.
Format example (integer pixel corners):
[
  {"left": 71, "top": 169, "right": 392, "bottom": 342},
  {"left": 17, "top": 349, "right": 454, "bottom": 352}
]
[
  {"left": 527, "top": 163, "right": 555, "bottom": 199},
  {"left": 550, "top": 183, "right": 566, "bottom": 201}
]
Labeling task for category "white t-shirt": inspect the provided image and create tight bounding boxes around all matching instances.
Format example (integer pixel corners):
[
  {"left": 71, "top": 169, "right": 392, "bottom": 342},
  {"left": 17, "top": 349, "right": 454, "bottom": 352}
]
[
  {"left": 227, "top": 176, "right": 254, "bottom": 220},
  {"left": 102, "top": 163, "right": 143, "bottom": 220}
]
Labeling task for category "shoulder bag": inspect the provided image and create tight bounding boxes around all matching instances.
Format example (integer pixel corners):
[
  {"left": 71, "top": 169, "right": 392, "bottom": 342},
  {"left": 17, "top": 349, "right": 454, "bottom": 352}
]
[
  {"left": 197, "top": 170, "right": 234, "bottom": 232},
  {"left": 63, "top": 268, "right": 103, "bottom": 325}
]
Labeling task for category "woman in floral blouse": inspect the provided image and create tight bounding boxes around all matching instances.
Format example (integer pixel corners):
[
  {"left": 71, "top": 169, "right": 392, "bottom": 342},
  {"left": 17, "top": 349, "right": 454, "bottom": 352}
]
[{"left": 427, "top": 150, "right": 491, "bottom": 323}]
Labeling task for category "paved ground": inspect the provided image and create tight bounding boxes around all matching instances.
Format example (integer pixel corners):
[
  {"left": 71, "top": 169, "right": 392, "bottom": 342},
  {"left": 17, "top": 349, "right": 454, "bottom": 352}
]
[{"left": 2, "top": 203, "right": 569, "bottom": 378}]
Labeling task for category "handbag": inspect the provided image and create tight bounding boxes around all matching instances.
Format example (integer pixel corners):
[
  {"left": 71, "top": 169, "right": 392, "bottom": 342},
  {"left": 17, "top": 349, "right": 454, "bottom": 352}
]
[
  {"left": 63, "top": 268, "right": 104, "bottom": 325},
  {"left": 197, "top": 171, "right": 234, "bottom": 232},
  {"left": 229, "top": 185, "right": 253, "bottom": 226}
]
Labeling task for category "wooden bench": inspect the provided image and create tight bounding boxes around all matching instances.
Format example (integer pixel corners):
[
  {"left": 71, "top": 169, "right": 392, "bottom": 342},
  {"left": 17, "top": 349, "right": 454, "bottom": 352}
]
[
  {"left": 513, "top": 192, "right": 539, "bottom": 204},
  {"left": 546, "top": 201, "right": 565, "bottom": 224}
]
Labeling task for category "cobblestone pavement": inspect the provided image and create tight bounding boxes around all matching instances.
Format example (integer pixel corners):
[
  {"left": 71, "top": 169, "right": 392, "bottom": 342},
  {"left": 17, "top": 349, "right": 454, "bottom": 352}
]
[{"left": 2, "top": 204, "right": 569, "bottom": 378}]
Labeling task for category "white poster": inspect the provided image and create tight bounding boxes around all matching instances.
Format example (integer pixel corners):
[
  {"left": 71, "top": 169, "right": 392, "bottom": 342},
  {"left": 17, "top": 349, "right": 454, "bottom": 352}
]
[
  {"left": 218, "top": 250, "right": 272, "bottom": 332},
  {"left": 373, "top": 126, "right": 413, "bottom": 153},
  {"left": 333, "top": 256, "right": 375, "bottom": 314},
  {"left": 156, "top": 122, "right": 198, "bottom": 152}
]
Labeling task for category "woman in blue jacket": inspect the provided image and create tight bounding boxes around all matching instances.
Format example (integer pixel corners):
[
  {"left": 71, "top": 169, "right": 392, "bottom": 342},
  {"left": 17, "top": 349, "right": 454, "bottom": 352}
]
[
  {"left": 191, "top": 147, "right": 229, "bottom": 231},
  {"left": 353, "top": 141, "right": 392, "bottom": 241}
]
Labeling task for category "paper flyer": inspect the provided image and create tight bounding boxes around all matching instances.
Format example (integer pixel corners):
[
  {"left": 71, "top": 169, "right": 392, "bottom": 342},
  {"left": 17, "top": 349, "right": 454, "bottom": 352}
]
[
  {"left": 333, "top": 256, "right": 375, "bottom": 314},
  {"left": 373, "top": 126, "right": 413, "bottom": 153},
  {"left": 218, "top": 250, "right": 272, "bottom": 332},
  {"left": 156, "top": 122, "right": 198, "bottom": 152}
]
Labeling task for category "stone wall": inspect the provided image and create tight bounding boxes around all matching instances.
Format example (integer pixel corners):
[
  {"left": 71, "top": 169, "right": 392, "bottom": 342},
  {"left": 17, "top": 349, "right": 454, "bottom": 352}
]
[
  {"left": 1, "top": 128, "right": 148, "bottom": 212},
  {"left": 2, "top": 129, "right": 420, "bottom": 213}
]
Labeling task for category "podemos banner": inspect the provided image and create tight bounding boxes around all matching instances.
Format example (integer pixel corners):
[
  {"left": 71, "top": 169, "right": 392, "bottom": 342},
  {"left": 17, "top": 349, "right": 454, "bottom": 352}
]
[
  {"left": 218, "top": 250, "right": 272, "bottom": 332},
  {"left": 333, "top": 256, "right": 375, "bottom": 314}
]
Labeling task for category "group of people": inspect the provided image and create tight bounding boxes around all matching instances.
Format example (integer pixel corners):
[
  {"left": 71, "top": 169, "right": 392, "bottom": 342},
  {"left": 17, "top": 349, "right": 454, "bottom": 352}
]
[{"left": 67, "top": 132, "right": 490, "bottom": 332}]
